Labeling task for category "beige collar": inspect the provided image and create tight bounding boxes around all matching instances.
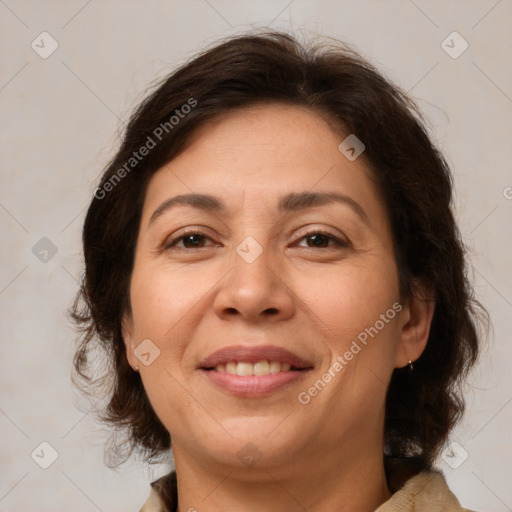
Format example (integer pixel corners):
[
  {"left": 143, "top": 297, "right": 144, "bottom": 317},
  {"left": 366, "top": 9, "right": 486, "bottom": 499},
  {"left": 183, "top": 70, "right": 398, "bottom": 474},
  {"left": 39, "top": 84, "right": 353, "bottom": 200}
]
[
  {"left": 140, "top": 470, "right": 474, "bottom": 512},
  {"left": 375, "top": 471, "right": 473, "bottom": 511}
]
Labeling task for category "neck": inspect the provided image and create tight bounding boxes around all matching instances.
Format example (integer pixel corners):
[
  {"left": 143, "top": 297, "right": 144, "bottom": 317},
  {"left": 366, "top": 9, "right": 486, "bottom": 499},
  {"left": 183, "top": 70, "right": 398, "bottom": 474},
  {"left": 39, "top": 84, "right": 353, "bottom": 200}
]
[{"left": 173, "top": 442, "right": 391, "bottom": 512}]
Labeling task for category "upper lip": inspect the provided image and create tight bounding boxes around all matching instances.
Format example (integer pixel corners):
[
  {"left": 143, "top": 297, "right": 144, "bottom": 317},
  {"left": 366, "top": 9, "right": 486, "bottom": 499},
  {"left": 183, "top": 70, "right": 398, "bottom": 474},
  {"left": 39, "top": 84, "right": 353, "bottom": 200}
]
[{"left": 199, "top": 345, "right": 313, "bottom": 370}]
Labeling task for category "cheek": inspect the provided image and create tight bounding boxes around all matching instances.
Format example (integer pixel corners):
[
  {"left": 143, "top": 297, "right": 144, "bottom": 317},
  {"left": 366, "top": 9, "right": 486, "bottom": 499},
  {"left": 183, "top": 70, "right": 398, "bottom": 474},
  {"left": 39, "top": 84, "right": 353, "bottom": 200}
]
[
  {"left": 128, "top": 261, "right": 231, "bottom": 381},
  {"left": 129, "top": 263, "right": 214, "bottom": 339},
  {"left": 296, "top": 260, "right": 401, "bottom": 422},
  {"left": 294, "top": 256, "right": 400, "bottom": 348}
]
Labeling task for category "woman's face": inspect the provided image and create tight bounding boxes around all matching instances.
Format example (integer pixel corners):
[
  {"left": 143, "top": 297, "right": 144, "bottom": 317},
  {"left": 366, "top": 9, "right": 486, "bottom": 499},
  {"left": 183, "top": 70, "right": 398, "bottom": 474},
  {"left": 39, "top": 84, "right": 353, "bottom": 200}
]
[{"left": 123, "top": 104, "right": 418, "bottom": 474}]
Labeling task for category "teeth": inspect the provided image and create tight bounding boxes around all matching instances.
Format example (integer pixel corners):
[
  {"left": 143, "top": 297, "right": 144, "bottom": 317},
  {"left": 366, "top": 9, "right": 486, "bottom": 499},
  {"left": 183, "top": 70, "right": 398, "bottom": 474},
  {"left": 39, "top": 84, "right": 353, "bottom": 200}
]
[
  {"left": 215, "top": 360, "right": 294, "bottom": 375},
  {"left": 269, "top": 361, "right": 281, "bottom": 374},
  {"left": 236, "top": 362, "right": 253, "bottom": 376},
  {"left": 253, "top": 360, "right": 270, "bottom": 376},
  {"left": 226, "top": 362, "right": 237, "bottom": 375}
]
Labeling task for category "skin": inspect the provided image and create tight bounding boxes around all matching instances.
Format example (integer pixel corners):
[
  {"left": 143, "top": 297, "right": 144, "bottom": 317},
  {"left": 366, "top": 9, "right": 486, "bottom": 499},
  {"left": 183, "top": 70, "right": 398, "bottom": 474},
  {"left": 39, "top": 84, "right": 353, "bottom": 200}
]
[{"left": 123, "top": 104, "right": 434, "bottom": 512}]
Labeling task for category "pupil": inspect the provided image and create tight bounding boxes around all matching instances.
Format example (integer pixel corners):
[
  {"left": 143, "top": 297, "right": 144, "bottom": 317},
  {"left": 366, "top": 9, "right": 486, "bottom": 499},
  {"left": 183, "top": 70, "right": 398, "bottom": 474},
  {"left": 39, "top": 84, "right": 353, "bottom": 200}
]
[
  {"left": 185, "top": 235, "right": 204, "bottom": 248},
  {"left": 309, "top": 234, "right": 328, "bottom": 247}
]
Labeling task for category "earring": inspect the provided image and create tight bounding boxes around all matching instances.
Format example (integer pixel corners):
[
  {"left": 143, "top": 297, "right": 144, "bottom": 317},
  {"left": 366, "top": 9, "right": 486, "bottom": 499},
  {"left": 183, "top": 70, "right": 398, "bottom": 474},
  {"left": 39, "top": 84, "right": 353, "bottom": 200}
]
[
  {"left": 133, "top": 365, "right": 140, "bottom": 372},
  {"left": 408, "top": 360, "right": 414, "bottom": 372}
]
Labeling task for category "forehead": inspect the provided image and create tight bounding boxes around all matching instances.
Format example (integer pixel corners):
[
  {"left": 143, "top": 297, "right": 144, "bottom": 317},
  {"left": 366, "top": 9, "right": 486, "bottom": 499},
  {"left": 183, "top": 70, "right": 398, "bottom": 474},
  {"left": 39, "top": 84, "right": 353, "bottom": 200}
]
[
  {"left": 167, "top": 104, "right": 348, "bottom": 187},
  {"left": 142, "top": 104, "right": 387, "bottom": 226}
]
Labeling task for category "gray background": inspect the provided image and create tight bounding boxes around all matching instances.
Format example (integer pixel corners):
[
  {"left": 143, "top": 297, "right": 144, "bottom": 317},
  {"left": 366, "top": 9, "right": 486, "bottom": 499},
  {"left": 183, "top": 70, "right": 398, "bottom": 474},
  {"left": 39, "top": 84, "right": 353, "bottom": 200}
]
[{"left": 1, "top": 1, "right": 511, "bottom": 510}]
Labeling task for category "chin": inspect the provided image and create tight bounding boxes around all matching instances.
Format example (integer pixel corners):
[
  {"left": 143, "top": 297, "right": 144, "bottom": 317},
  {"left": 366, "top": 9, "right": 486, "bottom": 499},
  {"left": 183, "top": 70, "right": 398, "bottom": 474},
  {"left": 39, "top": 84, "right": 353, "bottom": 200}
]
[{"left": 201, "top": 421, "right": 304, "bottom": 471}]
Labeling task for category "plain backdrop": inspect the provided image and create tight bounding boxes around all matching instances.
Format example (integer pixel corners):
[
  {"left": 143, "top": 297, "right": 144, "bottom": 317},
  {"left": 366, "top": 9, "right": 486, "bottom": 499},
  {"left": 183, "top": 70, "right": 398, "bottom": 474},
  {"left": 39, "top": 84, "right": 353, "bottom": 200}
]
[{"left": 1, "top": 1, "right": 511, "bottom": 511}]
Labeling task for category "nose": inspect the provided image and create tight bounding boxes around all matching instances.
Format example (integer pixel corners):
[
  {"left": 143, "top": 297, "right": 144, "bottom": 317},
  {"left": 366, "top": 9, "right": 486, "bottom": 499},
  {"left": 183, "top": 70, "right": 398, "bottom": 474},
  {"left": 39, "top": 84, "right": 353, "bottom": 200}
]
[{"left": 213, "top": 247, "right": 296, "bottom": 323}]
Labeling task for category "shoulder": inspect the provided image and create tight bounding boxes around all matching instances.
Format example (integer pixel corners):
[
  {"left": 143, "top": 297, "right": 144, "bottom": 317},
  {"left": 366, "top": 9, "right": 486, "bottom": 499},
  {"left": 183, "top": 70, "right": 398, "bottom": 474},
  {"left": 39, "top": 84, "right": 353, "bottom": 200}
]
[
  {"left": 376, "top": 470, "right": 478, "bottom": 512},
  {"left": 140, "top": 471, "right": 177, "bottom": 512},
  {"left": 141, "top": 468, "right": 479, "bottom": 512}
]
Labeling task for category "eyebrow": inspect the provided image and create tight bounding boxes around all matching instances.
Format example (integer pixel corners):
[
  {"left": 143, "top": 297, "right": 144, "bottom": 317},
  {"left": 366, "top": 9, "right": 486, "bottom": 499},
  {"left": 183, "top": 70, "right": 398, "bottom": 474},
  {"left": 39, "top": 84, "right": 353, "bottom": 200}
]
[{"left": 148, "top": 191, "right": 372, "bottom": 228}]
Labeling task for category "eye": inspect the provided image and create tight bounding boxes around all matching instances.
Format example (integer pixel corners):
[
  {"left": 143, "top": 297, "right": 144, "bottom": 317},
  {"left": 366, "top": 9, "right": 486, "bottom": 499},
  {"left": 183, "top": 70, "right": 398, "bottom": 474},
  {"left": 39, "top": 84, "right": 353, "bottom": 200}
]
[
  {"left": 163, "top": 229, "right": 349, "bottom": 251},
  {"left": 295, "top": 230, "right": 349, "bottom": 249},
  {"left": 164, "top": 230, "right": 217, "bottom": 250}
]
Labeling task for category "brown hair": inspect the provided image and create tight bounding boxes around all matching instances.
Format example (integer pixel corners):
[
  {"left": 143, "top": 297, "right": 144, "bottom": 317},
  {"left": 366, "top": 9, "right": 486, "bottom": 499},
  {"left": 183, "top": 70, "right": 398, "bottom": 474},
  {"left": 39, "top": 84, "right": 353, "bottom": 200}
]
[{"left": 71, "top": 30, "right": 487, "bottom": 469}]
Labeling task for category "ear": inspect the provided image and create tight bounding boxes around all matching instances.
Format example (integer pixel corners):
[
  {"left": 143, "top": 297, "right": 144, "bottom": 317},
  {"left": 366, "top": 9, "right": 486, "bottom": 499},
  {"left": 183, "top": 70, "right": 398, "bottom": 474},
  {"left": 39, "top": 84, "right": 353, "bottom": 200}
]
[
  {"left": 121, "top": 310, "right": 138, "bottom": 370},
  {"left": 395, "top": 279, "right": 435, "bottom": 368}
]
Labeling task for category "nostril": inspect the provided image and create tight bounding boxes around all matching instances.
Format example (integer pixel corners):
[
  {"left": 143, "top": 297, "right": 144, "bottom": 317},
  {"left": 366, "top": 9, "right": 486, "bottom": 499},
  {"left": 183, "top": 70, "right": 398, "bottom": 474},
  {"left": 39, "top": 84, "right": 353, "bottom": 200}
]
[{"left": 221, "top": 306, "right": 280, "bottom": 318}]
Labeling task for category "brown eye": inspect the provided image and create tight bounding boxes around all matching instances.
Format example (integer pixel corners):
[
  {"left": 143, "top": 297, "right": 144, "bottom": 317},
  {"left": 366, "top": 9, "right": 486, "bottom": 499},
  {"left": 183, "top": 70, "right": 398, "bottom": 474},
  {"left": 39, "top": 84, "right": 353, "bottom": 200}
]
[
  {"left": 297, "top": 231, "right": 349, "bottom": 249},
  {"left": 304, "top": 233, "right": 331, "bottom": 248},
  {"left": 165, "top": 231, "right": 215, "bottom": 250},
  {"left": 179, "top": 234, "right": 207, "bottom": 248}
]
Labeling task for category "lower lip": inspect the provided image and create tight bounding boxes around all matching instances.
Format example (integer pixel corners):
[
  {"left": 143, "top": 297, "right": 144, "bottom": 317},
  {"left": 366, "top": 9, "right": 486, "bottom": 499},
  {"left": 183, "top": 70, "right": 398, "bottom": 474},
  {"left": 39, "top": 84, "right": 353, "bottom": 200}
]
[{"left": 201, "top": 369, "right": 310, "bottom": 397}]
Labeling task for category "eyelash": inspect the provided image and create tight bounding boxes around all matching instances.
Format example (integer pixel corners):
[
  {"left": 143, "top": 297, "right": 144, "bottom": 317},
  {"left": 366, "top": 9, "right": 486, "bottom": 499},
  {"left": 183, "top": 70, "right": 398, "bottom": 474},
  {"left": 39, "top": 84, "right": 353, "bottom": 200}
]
[{"left": 164, "top": 228, "right": 350, "bottom": 250}]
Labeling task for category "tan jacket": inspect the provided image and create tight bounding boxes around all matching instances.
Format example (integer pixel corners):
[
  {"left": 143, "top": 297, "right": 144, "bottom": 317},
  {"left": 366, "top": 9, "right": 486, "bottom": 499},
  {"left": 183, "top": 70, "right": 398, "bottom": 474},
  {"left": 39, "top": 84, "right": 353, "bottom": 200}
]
[{"left": 140, "top": 470, "right": 475, "bottom": 511}]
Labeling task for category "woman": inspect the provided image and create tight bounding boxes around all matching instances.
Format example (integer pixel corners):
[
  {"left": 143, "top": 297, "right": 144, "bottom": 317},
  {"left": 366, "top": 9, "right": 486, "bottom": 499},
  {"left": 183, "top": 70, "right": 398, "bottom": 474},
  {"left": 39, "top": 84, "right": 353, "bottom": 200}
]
[{"left": 71, "top": 31, "right": 486, "bottom": 511}]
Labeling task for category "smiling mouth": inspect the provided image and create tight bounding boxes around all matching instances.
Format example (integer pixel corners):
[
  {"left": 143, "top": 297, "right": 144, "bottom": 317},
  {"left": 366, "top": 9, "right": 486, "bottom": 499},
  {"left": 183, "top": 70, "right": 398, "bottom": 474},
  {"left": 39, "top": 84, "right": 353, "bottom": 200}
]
[
  {"left": 205, "top": 360, "right": 304, "bottom": 376},
  {"left": 198, "top": 345, "right": 313, "bottom": 396}
]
